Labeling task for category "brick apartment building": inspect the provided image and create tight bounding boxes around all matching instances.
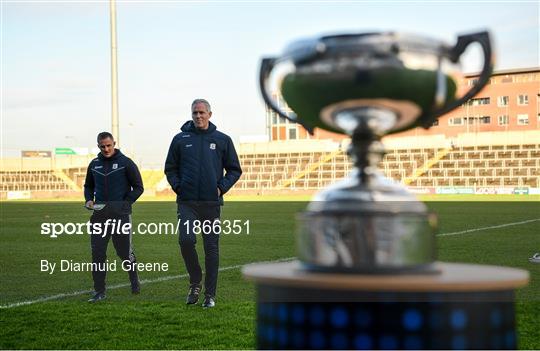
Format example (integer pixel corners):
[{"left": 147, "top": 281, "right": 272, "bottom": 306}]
[{"left": 267, "top": 67, "right": 540, "bottom": 141}]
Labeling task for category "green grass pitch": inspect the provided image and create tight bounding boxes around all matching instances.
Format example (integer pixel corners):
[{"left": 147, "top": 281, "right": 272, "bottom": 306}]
[{"left": 0, "top": 198, "right": 539, "bottom": 349}]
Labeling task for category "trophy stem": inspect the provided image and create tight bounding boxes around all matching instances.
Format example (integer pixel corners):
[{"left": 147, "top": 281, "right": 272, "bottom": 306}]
[
  {"left": 333, "top": 106, "right": 395, "bottom": 184},
  {"left": 347, "top": 131, "right": 386, "bottom": 185}
]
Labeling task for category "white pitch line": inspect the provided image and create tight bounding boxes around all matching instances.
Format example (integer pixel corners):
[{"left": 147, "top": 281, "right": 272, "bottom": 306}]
[
  {"left": 437, "top": 218, "right": 540, "bottom": 237},
  {"left": 3, "top": 218, "right": 539, "bottom": 309},
  {"left": 0, "top": 257, "right": 296, "bottom": 309}
]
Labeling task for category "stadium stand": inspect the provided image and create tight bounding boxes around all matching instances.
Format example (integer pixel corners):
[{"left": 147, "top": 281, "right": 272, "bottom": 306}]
[
  {"left": 0, "top": 170, "right": 73, "bottom": 192},
  {"left": 232, "top": 145, "right": 539, "bottom": 191},
  {"left": 410, "top": 143, "right": 540, "bottom": 188},
  {"left": 1, "top": 131, "right": 539, "bottom": 198}
]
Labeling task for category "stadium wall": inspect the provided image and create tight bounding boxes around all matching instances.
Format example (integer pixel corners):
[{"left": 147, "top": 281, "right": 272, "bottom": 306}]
[
  {"left": 1, "top": 155, "right": 95, "bottom": 172},
  {"left": 238, "top": 138, "right": 340, "bottom": 155}
]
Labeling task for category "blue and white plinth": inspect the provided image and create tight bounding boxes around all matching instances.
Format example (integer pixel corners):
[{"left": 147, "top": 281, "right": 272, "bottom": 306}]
[{"left": 243, "top": 261, "right": 528, "bottom": 350}]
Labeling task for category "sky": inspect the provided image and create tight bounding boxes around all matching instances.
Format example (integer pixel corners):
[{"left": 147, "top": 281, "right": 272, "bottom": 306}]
[{"left": 1, "top": 1, "right": 539, "bottom": 168}]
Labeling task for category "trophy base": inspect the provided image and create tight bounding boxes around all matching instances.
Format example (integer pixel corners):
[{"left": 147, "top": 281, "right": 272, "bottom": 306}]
[
  {"left": 243, "top": 260, "right": 528, "bottom": 350},
  {"left": 300, "top": 262, "right": 440, "bottom": 275}
]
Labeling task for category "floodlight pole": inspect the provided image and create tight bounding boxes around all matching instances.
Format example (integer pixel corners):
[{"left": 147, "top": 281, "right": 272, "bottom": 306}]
[{"left": 110, "top": 0, "right": 120, "bottom": 147}]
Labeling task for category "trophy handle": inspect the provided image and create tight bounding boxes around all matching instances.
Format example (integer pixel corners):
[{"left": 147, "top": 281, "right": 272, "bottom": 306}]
[
  {"left": 430, "top": 31, "right": 493, "bottom": 121},
  {"left": 259, "top": 57, "right": 315, "bottom": 134}
]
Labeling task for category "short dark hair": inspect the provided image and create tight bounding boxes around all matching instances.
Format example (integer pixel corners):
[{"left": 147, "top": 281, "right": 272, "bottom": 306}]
[{"left": 97, "top": 132, "right": 114, "bottom": 143}]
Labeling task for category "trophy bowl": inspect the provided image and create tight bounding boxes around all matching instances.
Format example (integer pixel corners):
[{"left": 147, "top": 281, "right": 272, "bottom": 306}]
[{"left": 259, "top": 31, "right": 493, "bottom": 272}]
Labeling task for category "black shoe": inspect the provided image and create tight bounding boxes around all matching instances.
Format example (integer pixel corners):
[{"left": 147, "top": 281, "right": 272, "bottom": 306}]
[
  {"left": 88, "top": 291, "right": 106, "bottom": 303},
  {"left": 131, "top": 279, "right": 140, "bottom": 295},
  {"left": 186, "top": 284, "right": 201, "bottom": 305},
  {"left": 202, "top": 295, "right": 215, "bottom": 308}
]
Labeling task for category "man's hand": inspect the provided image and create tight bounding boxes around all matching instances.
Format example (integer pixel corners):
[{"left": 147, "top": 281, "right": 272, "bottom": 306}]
[{"left": 85, "top": 200, "right": 94, "bottom": 210}]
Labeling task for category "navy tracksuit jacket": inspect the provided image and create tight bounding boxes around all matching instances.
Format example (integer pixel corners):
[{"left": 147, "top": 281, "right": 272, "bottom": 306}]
[
  {"left": 84, "top": 149, "right": 144, "bottom": 215},
  {"left": 164, "top": 121, "right": 242, "bottom": 297},
  {"left": 83, "top": 149, "right": 144, "bottom": 293},
  {"left": 164, "top": 121, "right": 242, "bottom": 204}
]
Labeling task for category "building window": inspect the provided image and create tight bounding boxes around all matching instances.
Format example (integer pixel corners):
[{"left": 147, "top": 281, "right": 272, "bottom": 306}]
[
  {"left": 465, "top": 116, "right": 491, "bottom": 125},
  {"left": 467, "top": 97, "right": 490, "bottom": 106},
  {"left": 517, "top": 114, "right": 529, "bottom": 125},
  {"left": 479, "top": 116, "right": 491, "bottom": 124},
  {"left": 517, "top": 94, "right": 529, "bottom": 105},
  {"left": 514, "top": 73, "right": 538, "bottom": 83},
  {"left": 468, "top": 78, "right": 479, "bottom": 86},
  {"left": 449, "top": 117, "right": 463, "bottom": 126},
  {"left": 497, "top": 96, "right": 509, "bottom": 107},
  {"left": 288, "top": 128, "right": 297, "bottom": 140},
  {"left": 498, "top": 115, "right": 509, "bottom": 125}
]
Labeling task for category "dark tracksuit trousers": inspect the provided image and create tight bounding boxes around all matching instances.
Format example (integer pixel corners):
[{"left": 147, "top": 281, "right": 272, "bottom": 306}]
[
  {"left": 90, "top": 211, "right": 137, "bottom": 294},
  {"left": 178, "top": 202, "right": 221, "bottom": 298}
]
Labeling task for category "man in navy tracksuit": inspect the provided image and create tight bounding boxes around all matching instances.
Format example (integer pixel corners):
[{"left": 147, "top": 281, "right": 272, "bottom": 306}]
[
  {"left": 165, "top": 99, "right": 242, "bottom": 308},
  {"left": 84, "top": 132, "right": 144, "bottom": 303}
]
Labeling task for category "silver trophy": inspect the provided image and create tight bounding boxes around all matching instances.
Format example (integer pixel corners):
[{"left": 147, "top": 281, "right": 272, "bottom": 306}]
[{"left": 259, "top": 31, "right": 493, "bottom": 272}]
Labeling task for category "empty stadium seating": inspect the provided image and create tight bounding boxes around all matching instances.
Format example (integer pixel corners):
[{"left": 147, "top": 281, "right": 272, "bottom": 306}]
[
  {"left": 409, "top": 144, "right": 540, "bottom": 188},
  {"left": 234, "top": 143, "right": 540, "bottom": 192},
  {"left": 0, "top": 170, "right": 72, "bottom": 192},
  {"left": 1, "top": 143, "right": 539, "bottom": 195}
]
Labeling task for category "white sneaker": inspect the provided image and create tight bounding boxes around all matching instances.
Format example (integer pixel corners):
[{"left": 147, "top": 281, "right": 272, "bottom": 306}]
[
  {"left": 529, "top": 253, "right": 540, "bottom": 263},
  {"left": 202, "top": 295, "right": 215, "bottom": 308}
]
